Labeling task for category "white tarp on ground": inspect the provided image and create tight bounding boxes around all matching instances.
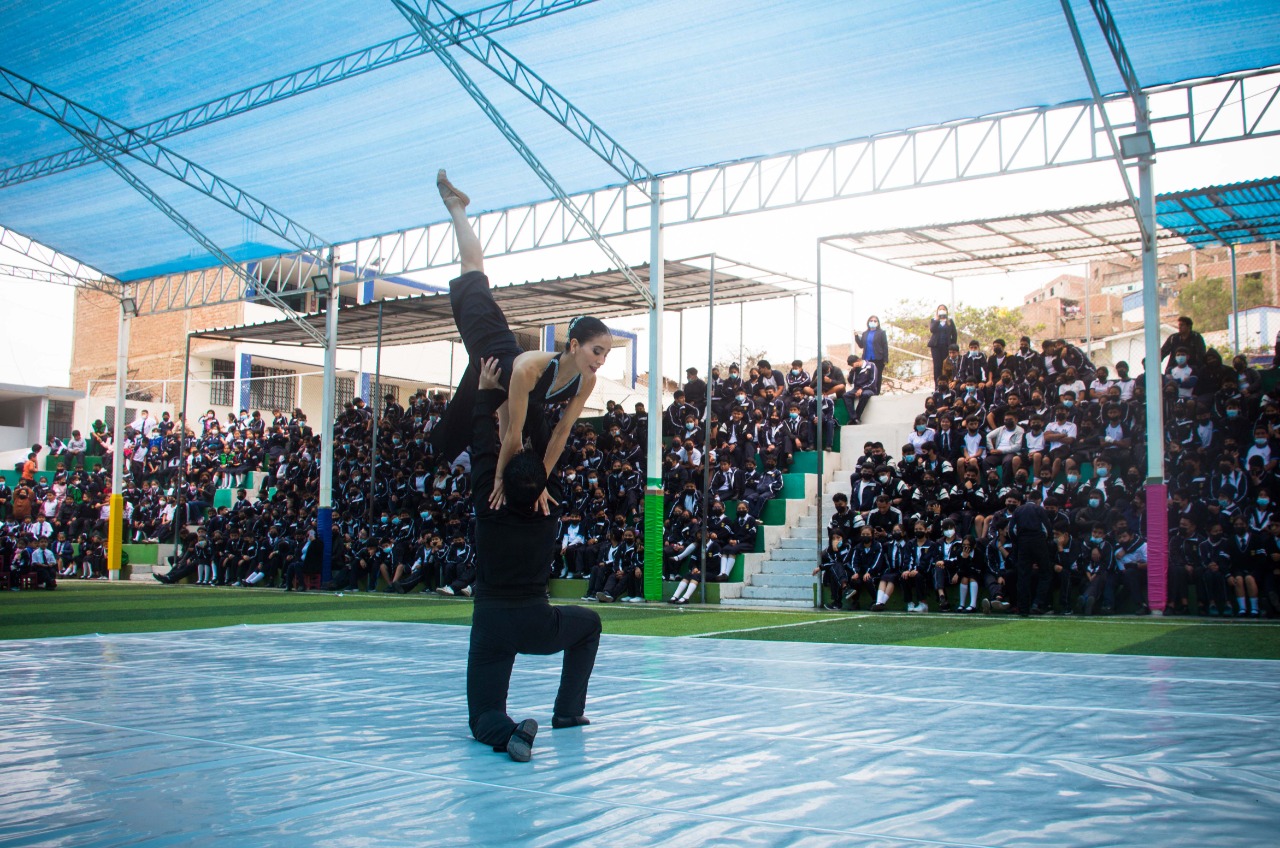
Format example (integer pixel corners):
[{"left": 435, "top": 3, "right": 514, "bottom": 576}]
[{"left": 1, "top": 621, "right": 1277, "bottom": 847}]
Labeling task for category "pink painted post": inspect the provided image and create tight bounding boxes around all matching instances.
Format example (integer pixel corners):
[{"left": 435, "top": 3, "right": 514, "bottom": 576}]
[{"left": 1145, "top": 482, "right": 1168, "bottom": 612}]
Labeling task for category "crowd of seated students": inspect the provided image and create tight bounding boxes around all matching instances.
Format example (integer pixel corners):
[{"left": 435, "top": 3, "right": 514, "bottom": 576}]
[
  {"left": 814, "top": 316, "right": 1280, "bottom": 619},
  {"left": 14, "top": 316, "right": 1271, "bottom": 616}
]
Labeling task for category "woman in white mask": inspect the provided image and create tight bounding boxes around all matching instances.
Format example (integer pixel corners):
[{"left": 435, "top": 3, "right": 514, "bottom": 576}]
[{"left": 856, "top": 315, "right": 889, "bottom": 393}]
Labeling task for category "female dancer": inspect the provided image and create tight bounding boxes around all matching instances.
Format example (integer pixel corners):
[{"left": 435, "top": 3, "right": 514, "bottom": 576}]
[{"left": 433, "top": 170, "right": 612, "bottom": 511}]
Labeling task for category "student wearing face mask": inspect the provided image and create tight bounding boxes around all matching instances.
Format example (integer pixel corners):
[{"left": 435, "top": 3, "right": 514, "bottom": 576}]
[
  {"left": 928, "top": 304, "right": 958, "bottom": 380},
  {"left": 856, "top": 315, "right": 889, "bottom": 392}
]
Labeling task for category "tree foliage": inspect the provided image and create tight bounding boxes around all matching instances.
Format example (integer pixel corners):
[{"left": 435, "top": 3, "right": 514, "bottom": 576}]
[
  {"left": 878, "top": 299, "right": 1044, "bottom": 380},
  {"left": 1177, "top": 275, "right": 1266, "bottom": 333}
]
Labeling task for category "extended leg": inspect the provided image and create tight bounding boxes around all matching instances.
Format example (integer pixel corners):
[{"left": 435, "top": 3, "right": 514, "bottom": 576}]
[{"left": 438, "top": 170, "right": 481, "bottom": 275}]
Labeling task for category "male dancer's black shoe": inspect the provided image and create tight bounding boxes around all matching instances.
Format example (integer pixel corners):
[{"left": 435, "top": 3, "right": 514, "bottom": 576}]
[
  {"left": 552, "top": 714, "right": 590, "bottom": 729},
  {"left": 506, "top": 718, "right": 538, "bottom": 762}
]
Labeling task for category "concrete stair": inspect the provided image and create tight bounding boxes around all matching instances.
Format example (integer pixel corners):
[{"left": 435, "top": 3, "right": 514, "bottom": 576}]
[{"left": 720, "top": 389, "right": 931, "bottom": 610}]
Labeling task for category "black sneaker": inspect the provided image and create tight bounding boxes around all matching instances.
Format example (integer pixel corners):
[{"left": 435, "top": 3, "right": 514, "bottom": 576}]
[
  {"left": 823, "top": 602, "right": 841, "bottom": 611},
  {"left": 506, "top": 718, "right": 538, "bottom": 763},
  {"left": 980, "top": 598, "right": 991, "bottom": 614}
]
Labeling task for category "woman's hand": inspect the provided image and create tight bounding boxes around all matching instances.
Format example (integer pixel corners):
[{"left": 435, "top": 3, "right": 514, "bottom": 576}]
[
  {"left": 534, "top": 488, "right": 558, "bottom": 516},
  {"left": 478, "top": 357, "right": 503, "bottom": 391},
  {"left": 489, "top": 477, "right": 505, "bottom": 510}
]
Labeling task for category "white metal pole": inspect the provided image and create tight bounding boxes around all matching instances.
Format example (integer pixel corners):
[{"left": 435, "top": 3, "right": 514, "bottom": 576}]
[
  {"left": 814, "top": 241, "right": 825, "bottom": 609},
  {"left": 107, "top": 303, "right": 131, "bottom": 581},
  {"left": 318, "top": 248, "right": 340, "bottom": 583},
  {"left": 700, "top": 255, "right": 715, "bottom": 605},
  {"left": 644, "top": 178, "right": 665, "bottom": 601},
  {"left": 1230, "top": 243, "right": 1240, "bottom": 355},
  {"left": 737, "top": 303, "right": 747, "bottom": 374},
  {"left": 1084, "top": 278, "right": 1092, "bottom": 352},
  {"left": 677, "top": 310, "right": 683, "bottom": 379},
  {"left": 1136, "top": 92, "right": 1167, "bottom": 613}
]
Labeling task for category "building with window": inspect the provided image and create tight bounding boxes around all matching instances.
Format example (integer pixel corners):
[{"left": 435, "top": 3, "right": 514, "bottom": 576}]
[{"left": 0, "top": 382, "right": 83, "bottom": 470}]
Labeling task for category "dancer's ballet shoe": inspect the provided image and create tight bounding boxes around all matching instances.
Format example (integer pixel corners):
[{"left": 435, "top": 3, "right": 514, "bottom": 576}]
[{"left": 437, "top": 169, "right": 470, "bottom": 208}]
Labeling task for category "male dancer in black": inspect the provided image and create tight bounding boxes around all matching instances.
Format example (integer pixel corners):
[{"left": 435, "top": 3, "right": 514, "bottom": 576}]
[{"left": 465, "top": 357, "right": 602, "bottom": 762}]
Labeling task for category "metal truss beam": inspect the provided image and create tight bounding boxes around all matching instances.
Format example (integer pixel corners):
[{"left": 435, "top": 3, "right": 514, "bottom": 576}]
[
  {"left": 0, "top": 0, "right": 598, "bottom": 191},
  {"left": 393, "top": 0, "right": 654, "bottom": 306},
  {"left": 0, "top": 224, "right": 112, "bottom": 282},
  {"left": 0, "top": 67, "right": 329, "bottom": 261},
  {"left": 346, "top": 66, "right": 1280, "bottom": 278},
  {"left": 67, "top": 126, "right": 327, "bottom": 344},
  {"left": 0, "top": 263, "right": 123, "bottom": 298},
  {"left": 115, "top": 65, "right": 1280, "bottom": 313},
  {"left": 1087, "top": 0, "right": 1142, "bottom": 102},
  {"left": 1059, "top": 0, "right": 1145, "bottom": 241},
  {"left": 402, "top": 0, "right": 653, "bottom": 188}
]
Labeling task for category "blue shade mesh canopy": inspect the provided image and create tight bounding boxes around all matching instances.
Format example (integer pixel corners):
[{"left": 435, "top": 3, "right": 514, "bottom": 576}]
[
  {"left": 1, "top": 0, "right": 1279, "bottom": 280},
  {"left": 1, "top": 622, "right": 1278, "bottom": 847}
]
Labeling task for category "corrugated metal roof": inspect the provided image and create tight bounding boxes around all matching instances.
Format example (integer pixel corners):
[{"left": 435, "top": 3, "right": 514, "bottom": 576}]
[
  {"left": 191, "top": 256, "right": 805, "bottom": 348},
  {"left": 823, "top": 176, "right": 1280, "bottom": 278}
]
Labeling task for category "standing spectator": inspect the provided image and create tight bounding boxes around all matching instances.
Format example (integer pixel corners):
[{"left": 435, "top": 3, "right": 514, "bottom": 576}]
[
  {"left": 856, "top": 315, "right": 889, "bottom": 392},
  {"left": 1009, "top": 489, "right": 1052, "bottom": 615},
  {"left": 1159, "top": 316, "right": 1207, "bottom": 372},
  {"left": 20, "top": 451, "right": 38, "bottom": 486},
  {"left": 682, "top": 368, "right": 708, "bottom": 414},
  {"left": 927, "top": 304, "right": 958, "bottom": 380}
]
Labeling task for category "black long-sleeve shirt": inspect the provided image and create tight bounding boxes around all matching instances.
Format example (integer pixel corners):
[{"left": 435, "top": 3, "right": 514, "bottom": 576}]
[{"left": 471, "top": 388, "right": 561, "bottom": 600}]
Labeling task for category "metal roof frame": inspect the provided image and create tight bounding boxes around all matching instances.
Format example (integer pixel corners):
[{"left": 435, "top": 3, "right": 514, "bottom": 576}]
[
  {"left": 189, "top": 255, "right": 808, "bottom": 349},
  {"left": 820, "top": 176, "right": 1280, "bottom": 279}
]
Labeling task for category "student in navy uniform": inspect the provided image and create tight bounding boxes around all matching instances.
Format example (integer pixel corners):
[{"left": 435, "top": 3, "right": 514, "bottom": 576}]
[
  {"left": 848, "top": 527, "right": 883, "bottom": 610},
  {"left": 1197, "top": 521, "right": 1232, "bottom": 615},
  {"left": 897, "top": 521, "right": 936, "bottom": 613},
  {"left": 1050, "top": 527, "right": 1081, "bottom": 615},
  {"left": 930, "top": 520, "right": 961, "bottom": 611},
  {"left": 707, "top": 501, "right": 756, "bottom": 582},
  {"left": 1165, "top": 514, "right": 1204, "bottom": 616},
  {"left": 813, "top": 531, "right": 853, "bottom": 610},
  {"left": 927, "top": 305, "right": 958, "bottom": 381},
  {"left": 868, "top": 527, "right": 903, "bottom": 611},
  {"left": 845, "top": 355, "right": 879, "bottom": 424},
  {"left": 462, "top": 357, "right": 602, "bottom": 763},
  {"left": 1009, "top": 489, "right": 1053, "bottom": 616},
  {"left": 953, "top": 536, "right": 983, "bottom": 612},
  {"left": 743, "top": 457, "right": 783, "bottom": 518}
]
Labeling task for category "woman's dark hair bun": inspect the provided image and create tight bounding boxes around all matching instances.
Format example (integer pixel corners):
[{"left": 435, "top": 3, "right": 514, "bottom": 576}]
[{"left": 567, "top": 316, "right": 610, "bottom": 345}]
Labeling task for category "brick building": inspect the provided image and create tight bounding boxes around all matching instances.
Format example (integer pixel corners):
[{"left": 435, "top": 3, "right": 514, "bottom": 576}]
[
  {"left": 68, "top": 271, "right": 459, "bottom": 437},
  {"left": 1017, "top": 240, "right": 1280, "bottom": 349}
]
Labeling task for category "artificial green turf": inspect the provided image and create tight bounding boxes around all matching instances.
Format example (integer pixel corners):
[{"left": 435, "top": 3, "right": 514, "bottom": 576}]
[
  {"left": 709, "top": 612, "right": 1280, "bottom": 659},
  {"left": 4, "top": 583, "right": 1279, "bottom": 660},
  {"left": 0, "top": 582, "right": 823, "bottom": 641}
]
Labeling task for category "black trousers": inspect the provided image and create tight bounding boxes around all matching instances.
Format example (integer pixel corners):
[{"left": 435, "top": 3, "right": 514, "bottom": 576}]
[
  {"left": 931, "top": 347, "right": 947, "bottom": 381},
  {"left": 1015, "top": 534, "right": 1052, "bottom": 612},
  {"left": 467, "top": 599, "right": 602, "bottom": 749},
  {"left": 432, "top": 271, "right": 544, "bottom": 462}
]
